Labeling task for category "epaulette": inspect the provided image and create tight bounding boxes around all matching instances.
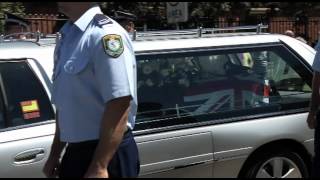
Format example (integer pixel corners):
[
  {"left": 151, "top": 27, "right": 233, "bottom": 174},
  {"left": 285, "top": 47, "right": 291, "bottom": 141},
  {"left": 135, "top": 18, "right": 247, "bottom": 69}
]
[{"left": 94, "top": 14, "right": 113, "bottom": 27}]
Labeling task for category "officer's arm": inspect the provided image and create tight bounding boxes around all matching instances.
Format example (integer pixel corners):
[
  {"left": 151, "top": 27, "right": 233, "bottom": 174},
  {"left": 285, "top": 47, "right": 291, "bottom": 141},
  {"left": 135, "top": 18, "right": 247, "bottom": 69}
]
[
  {"left": 43, "top": 111, "right": 66, "bottom": 177},
  {"left": 86, "top": 96, "right": 131, "bottom": 177},
  {"left": 48, "top": 111, "right": 66, "bottom": 160},
  {"left": 85, "top": 32, "right": 134, "bottom": 177},
  {"left": 310, "top": 49, "right": 320, "bottom": 112},
  {"left": 307, "top": 51, "right": 320, "bottom": 129},
  {"left": 310, "top": 71, "right": 320, "bottom": 112}
]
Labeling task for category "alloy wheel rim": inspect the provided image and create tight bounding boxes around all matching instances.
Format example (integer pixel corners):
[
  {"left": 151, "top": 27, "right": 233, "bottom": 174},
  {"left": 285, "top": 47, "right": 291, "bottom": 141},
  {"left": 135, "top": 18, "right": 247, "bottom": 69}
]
[{"left": 255, "top": 157, "right": 302, "bottom": 178}]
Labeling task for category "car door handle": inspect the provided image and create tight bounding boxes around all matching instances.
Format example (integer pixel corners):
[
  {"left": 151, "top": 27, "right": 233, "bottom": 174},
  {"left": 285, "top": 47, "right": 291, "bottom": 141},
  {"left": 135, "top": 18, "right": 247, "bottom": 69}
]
[{"left": 14, "top": 148, "right": 46, "bottom": 165}]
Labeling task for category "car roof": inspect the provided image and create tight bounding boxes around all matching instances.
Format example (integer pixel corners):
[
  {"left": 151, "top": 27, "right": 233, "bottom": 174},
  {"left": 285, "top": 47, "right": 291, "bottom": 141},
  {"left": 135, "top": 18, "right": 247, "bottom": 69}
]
[
  {"left": 0, "top": 41, "right": 55, "bottom": 59},
  {"left": 0, "top": 32, "right": 315, "bottom": 74},
  {"left": 0, "top": 32, "right": 305, "bottom": 53},
  {"left": 0, "top": 41, "right": 55, "bottom": 79},
  {"left": 132, "top": 32, "right": 314, "bottom": 65}
]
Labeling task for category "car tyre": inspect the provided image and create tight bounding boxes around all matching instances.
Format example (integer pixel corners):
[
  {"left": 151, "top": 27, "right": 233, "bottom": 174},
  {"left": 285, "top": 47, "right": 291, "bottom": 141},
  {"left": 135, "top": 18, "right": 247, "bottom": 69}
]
[{"left": 243, "top": 148, "right": 309, "bottom": 178}]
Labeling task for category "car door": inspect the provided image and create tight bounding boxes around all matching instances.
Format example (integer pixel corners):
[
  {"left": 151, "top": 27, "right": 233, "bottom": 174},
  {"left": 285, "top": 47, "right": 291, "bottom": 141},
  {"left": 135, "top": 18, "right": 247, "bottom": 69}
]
[
  {"left": 133, "top": 43, "right": 314, "bottom": 178},
  {"left": 135, "top": 127, "right": 214, "bottom": 178},
  {"left": 134, "top": 53, "right": 215, "bottom": 178},
  {"left": 0, "top": 60, "right": 55, "bottom": 178},
  {"left": 209, "top": 44, "right": 314, "bottom": 178},
  {"left": 181, "top": 44, "right": 313, "bottom": 178}
]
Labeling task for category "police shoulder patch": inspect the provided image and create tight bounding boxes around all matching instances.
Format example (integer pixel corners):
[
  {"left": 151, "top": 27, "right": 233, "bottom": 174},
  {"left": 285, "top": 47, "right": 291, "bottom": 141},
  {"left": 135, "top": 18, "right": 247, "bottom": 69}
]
[{"left": 102, "top": 34, "right": 124, "bottom": 58}]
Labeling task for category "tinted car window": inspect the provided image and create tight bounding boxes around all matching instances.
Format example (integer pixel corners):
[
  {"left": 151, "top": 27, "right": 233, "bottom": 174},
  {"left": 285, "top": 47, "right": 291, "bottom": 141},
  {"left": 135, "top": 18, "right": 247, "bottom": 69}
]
[
  {"left": 0, "top": 98, "right": 4, "bottom": 129},
  {"left": 135, "top": 45, "right": 312, "bottom": 131},
  {"left": 0, "top": 61, "right": 54, "bottom": 129}
]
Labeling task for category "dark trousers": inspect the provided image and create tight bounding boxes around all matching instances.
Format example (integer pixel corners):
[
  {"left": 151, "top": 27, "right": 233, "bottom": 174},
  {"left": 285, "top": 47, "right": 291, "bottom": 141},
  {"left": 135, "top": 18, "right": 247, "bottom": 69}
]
[
  {"left": 312, "top": 111, "right": 320, "bottom": 178},
  {"left": 58, "top": 129, "right": 140, "bottom": 178}
]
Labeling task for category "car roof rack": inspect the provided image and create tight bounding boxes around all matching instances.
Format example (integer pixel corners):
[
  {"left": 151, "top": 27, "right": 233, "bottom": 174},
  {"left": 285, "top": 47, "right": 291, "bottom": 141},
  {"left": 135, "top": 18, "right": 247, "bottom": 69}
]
[
  {"left": 0, "top": 24, "right": 269, "bottom": 44},
  {"left": 132, "top": 24, "right": 268, "bottom": 41},
  {"left": 0, "top": 31, "right": 41, "bottom": 43},
  {"left": 0, "top": 31, "right": 58, "bottom": 46}
]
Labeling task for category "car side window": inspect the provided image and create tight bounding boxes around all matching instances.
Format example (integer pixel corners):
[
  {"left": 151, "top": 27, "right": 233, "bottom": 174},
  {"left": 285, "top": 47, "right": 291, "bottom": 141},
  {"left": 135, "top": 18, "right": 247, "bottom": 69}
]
[
  {"left": 135, "top": 45, "right": 312, "bottom": 131},
  {"left": 0, "top": 98, "right": 4, "bottom": 129},
  {"left": 0, "top": 61, "right": 54, "bottom": 129},
  {"left": 266, "top": 51, "right": 312, "bottom": 94}
]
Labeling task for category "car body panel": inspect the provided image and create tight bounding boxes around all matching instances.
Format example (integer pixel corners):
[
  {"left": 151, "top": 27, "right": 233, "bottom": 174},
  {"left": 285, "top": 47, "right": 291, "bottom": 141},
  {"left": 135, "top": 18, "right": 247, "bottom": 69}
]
[
  {"left": 0, "top": 123, "right": 55, "bottom": 178},
  {"left": 0, "top": 33, "right": 316, "bottom": 178},
  {"left": 137, "top": 131, "right": 213, "bottom": 177},
  {"left": 278, "top": 35, "right": 316, "bottom": 66},
  {"left": 211, "top": 112, "right": 313, "bottom": 177}
]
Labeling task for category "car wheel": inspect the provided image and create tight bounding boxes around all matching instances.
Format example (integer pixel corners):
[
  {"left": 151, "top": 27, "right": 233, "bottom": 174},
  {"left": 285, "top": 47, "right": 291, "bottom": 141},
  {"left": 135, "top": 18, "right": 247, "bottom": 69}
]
[{"left": 243, "top": 149, "right": 309, "bottom": 178}]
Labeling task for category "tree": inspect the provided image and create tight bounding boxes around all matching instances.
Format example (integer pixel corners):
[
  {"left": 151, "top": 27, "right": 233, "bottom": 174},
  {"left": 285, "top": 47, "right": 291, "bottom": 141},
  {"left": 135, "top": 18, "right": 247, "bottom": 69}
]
[
  {"left": 98, "top": 2, "right": 320, "bottom": 30},
  {"left": 0, "top": 2, "right": 25, "bottom": 34}
]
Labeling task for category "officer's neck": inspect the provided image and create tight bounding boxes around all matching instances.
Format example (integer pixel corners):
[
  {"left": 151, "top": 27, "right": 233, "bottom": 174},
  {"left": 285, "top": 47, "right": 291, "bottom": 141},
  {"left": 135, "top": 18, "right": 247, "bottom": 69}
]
[{"left": 66, "top": 6, "right": 92, "bottom": 23}]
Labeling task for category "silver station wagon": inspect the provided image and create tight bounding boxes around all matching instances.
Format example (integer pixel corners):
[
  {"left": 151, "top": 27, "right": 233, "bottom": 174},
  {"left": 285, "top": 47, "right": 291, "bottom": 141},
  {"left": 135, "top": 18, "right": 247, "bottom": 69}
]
[{"left": 0, "top": 25, "right": 316, "bottom": 178}]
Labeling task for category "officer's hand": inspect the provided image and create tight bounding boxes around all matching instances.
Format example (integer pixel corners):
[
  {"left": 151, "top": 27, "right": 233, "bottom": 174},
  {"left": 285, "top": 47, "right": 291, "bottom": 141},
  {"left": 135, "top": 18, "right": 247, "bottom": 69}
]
[
  {"left": 84, "top": 167, "right": 109, "bottom": 178},
  {"left": 43, "top": 156, "right": 60, "bottom": 178},
  {"left": 307, "top": 111, "right": 317, "bottom": 129}
]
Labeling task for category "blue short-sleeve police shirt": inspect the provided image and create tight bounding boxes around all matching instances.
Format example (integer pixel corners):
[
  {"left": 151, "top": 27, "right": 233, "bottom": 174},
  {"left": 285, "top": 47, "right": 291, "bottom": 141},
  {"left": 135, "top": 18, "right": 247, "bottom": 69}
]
[
  {"left": 313, "top": 40, "right": 320, "bottom": 72},
  {"left": 51, "top": 6, "right": 137, "bottom": 143}
]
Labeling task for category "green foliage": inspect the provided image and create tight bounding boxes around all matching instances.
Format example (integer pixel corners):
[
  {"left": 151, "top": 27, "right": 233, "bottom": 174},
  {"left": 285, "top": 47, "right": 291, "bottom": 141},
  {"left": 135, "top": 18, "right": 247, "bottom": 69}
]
[
  {"left": 1, "top": 2, "right": 320, "bottom": 33},
  {"left": 99, "top": 2, "right": 320, "bottom": 19},
  {"left": 0, "top": 2, "right": 25, "bottom": 34}
]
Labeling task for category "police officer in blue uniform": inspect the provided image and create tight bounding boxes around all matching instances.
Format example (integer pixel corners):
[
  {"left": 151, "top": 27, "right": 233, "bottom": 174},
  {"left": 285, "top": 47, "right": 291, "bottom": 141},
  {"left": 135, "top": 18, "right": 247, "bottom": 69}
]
[
  {"left": 308, "top": 38, "right": 320, "bottom": 178},
  {"left": 43, "top": 2, "right": 139, "bottom": 178}
]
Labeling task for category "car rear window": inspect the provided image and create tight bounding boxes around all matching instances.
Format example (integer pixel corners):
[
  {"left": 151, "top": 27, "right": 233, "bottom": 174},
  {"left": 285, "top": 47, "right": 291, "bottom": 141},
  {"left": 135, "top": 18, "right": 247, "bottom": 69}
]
[
  {"left": 0, "top": 61, "right": 54, "bottom": 129},
  {"left": 134, "top": 44, "right": 312, "bottom": 131}
]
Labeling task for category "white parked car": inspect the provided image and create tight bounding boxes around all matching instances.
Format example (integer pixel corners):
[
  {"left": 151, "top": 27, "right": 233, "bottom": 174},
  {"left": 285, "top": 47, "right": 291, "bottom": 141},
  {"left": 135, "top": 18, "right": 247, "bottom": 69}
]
[{"left": 0, "top": 25, "right": 316, "bottom": 178}]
